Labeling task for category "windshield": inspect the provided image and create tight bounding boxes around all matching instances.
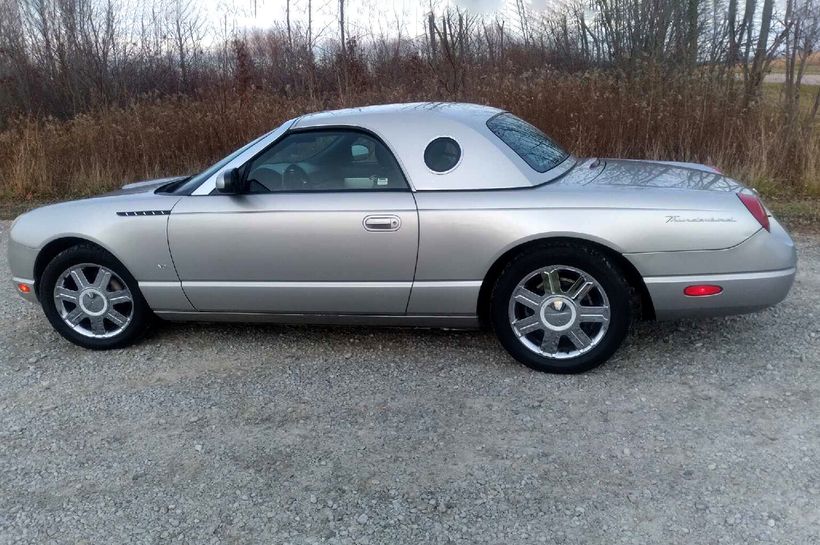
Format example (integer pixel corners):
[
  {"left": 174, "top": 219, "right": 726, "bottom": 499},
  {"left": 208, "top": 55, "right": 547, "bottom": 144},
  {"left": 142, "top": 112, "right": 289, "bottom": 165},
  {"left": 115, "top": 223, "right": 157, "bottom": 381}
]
[
  {"left": 486, "top": 112, "right": 569, "bottom": 173},
  {"left": 169, "top": 129, "right": 277, "bottom": 194}
]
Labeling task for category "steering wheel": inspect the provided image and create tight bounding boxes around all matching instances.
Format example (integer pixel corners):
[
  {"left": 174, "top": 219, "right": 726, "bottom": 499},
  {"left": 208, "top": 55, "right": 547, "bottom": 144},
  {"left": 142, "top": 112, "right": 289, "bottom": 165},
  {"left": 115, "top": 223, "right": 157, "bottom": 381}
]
[
  {"left": 283, "top": 163, "right": 310, "bottom": 190},
  {"left": 246, "top": 166, "right": 284, "bottom": 193}
]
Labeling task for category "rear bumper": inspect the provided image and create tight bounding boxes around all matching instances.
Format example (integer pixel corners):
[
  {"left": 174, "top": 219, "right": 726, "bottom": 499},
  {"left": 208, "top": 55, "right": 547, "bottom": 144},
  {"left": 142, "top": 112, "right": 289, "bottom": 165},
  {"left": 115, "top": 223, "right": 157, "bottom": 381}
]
[
  {"left": 628, "top": 215, "right": 797, "bottom": 319},
  {"left": 645, "top": 267, "right": 795, "bottom": 320}
]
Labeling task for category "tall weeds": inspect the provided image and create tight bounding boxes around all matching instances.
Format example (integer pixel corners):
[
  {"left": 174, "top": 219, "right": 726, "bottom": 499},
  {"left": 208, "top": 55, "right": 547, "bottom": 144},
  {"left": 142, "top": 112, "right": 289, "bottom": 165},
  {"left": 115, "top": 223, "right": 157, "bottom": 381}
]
[{"left": 0, "top": 69, "right": 816, "bottom": 202}]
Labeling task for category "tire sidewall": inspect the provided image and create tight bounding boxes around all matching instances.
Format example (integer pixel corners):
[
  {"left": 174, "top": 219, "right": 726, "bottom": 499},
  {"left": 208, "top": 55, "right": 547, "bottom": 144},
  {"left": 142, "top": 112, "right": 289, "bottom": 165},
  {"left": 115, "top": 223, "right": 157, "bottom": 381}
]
[
  {"left": 39, "top": 245, "right": 151, "bottom": 350},
  {"left": 491, "top": 245, "right": 631, "bottom": 374}
]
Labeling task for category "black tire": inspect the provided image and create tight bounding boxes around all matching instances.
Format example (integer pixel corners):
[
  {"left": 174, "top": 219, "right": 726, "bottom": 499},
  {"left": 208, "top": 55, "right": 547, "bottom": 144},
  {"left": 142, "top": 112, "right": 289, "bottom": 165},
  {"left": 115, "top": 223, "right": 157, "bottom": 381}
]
[
  {"left": 39, "top": 244, "right": 153, "bottom": 350},
  {"left": 490, "top": 243, "right": 632, "bottom": 374}
]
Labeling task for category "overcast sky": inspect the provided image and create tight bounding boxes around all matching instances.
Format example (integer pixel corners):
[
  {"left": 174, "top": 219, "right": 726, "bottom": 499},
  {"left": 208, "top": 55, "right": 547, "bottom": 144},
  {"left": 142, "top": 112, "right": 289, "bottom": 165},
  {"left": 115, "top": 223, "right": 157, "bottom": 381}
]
[{"left": 207, "top": 0, "right": 553, "bottom": 41}]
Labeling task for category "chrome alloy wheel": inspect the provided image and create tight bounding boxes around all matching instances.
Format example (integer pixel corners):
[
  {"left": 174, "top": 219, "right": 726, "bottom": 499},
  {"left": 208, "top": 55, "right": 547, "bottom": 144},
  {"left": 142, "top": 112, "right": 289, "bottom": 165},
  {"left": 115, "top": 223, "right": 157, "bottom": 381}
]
[
  {"left": 52, "top": 263, "right": 134, "bottom": 339},
  {"left": 507, "top": 265, "right": 611, "bottom": 359}
]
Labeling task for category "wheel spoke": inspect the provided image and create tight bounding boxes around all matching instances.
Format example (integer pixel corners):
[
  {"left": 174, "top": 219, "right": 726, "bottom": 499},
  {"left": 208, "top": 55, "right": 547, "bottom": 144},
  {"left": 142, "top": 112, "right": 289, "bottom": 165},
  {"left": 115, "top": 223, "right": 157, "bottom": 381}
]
[
  {"left": 89, "top": 316, "right": 106, "bottom": 335},
  {"left": 107, "top": 290, "right": 132, "bottom": 305},
  {"left": 70, "top": 269, "right": 91, "bottom": 289},
  {"left": 568, "top": 278, "right": 594, "bottom": 301},
  {"left": 541, "top": 269, "right": 562, "bottom": 295},
  {"left": 568, "top": 327, "right": 593, "bottom": 350},
  {"left": 94, "top": 269, "right": 112, "bottom": 290},
  {"left": 105, "top": 309, "right": 128, "bottom": 327},
  {"left": 54, "top": 287, "right": 79, "bottom": 303},
  {"left": 512, "top": 314, "right": 542, "bottom": 336},
  {"left": 541, "top": 330, "right": 561, "bottom": 353},
  {"left": 64, "top": 307, "right": 85, "bottom": 326},
  {"left": 578, "top": 305, "right": 610, "bottom": 323},
  {"left": 513, "top": 286, "right": 542, "bottom": 310}
]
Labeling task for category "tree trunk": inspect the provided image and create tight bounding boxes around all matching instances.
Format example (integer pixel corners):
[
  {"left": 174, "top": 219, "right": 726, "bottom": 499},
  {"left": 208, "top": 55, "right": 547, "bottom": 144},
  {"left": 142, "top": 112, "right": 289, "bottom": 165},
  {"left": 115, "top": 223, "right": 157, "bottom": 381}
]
[{"left": 745, "top": 0, "right": 774, "bottom": 105}]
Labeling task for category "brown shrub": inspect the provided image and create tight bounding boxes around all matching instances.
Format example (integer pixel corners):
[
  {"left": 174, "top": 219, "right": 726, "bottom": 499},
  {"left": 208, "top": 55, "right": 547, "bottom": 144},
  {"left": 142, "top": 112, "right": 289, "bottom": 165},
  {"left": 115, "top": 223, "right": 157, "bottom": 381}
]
[{"left": 0, "top": 71, "right": 817, "bottom": 202}]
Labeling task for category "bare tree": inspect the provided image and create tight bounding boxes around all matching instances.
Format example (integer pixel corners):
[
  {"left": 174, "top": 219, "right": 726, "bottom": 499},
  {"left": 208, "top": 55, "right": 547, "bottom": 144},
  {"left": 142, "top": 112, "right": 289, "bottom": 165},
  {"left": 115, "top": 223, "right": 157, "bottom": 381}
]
[{"left": 783, "top": 0, "right": 820, "bottom": 123}]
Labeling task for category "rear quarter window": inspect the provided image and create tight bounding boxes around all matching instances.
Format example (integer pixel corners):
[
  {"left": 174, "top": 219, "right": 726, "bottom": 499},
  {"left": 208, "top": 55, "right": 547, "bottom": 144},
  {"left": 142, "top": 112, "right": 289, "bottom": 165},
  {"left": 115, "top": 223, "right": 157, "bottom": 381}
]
[
  {"left": 486, "top": 113, "right": 568, "bottom": 173},
  {"left": 424, "top": 137, "right": 462, "bottom": 173}
]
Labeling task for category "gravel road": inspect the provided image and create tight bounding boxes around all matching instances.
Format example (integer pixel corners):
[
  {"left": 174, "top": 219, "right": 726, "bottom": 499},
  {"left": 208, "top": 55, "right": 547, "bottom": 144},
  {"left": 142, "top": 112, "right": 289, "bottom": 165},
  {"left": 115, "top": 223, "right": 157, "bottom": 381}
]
[{"left": 0, "top": 220, "right": 818, "bottom": 545}]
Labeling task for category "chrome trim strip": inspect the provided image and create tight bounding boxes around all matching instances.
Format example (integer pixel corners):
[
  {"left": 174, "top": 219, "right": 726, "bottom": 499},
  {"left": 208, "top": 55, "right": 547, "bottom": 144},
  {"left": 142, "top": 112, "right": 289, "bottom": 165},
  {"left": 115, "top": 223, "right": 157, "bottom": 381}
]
[
  {"left": 643, "top": 267, "right": 796, "bottom": 284},
  {"left": 138, "top": 281, "right": 196, "bottom": 312},
  {"left": 154, "top": 280, "right": 480, "bottom": 288},
  {"left": 406, "top": 280, "right": 483, "bottom": 315},
  {"left": 175, "top": 280, "right": 481, "bottom": 289},
  {"left": 180, "top": 281, "right": 413, "bottom": 289},
  {"left": 153, "top": 311, "right": 480, "bottom": 328},
  {"left": 413, "top": 280, "right": 482, "bottom": 287}
]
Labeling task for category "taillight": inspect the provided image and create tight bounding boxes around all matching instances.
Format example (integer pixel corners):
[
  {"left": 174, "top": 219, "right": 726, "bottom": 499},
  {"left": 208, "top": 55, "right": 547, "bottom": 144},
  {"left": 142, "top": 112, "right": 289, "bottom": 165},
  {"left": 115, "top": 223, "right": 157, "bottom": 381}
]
[{"left": 737, "top": 192, "right": 770, "bottom": 231}]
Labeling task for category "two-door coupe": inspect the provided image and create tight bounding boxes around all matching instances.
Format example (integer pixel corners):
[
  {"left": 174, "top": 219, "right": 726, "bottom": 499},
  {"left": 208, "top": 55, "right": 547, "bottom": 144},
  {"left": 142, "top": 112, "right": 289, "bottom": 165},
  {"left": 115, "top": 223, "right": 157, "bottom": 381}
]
[{"left": 8, "top": 102, "right": 796, "bottom": 373}]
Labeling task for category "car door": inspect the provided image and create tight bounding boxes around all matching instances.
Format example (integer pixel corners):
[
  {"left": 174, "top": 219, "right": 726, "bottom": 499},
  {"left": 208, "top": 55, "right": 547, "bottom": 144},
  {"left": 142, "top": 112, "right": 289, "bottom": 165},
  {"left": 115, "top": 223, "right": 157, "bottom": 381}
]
[{"left": 167, "top": 128, "right": 419, "bottom": 315}]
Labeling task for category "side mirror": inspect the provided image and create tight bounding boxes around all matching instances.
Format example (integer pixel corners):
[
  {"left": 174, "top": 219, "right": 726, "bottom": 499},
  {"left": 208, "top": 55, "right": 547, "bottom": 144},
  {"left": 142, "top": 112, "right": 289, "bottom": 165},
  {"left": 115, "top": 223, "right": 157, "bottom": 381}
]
[{"left": 215, "top": 167, "right": 242, "bottom": 194}]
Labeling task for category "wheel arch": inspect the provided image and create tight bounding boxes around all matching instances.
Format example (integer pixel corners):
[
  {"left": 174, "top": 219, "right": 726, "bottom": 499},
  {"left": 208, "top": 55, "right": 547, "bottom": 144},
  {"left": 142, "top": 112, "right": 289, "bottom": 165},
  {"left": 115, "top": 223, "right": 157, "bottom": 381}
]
[
  {"left": 33, "top": 237, "right": 121, "bottom": 297},
  {"left": 476, "top": 236, "right": 655, "bottom": 326}
]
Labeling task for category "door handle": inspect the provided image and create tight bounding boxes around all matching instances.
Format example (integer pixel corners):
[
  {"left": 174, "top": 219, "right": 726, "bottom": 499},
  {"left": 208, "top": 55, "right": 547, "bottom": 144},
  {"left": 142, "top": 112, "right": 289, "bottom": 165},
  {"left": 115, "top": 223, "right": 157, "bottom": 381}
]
[{"left": 363, "top": 215, "right": 401, "bottom": 231}]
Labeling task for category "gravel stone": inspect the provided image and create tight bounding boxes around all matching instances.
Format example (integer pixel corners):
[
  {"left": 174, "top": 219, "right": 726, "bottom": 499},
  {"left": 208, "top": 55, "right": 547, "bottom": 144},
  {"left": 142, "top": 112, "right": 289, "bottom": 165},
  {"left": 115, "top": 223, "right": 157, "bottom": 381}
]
[{"left": 0, "top": 221, "right": 818, "bottom": 544}]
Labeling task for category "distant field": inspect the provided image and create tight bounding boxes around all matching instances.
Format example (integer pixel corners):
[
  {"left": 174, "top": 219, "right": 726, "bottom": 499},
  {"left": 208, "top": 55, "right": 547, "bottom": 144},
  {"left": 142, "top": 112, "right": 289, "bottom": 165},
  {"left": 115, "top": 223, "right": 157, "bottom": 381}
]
[
  {"left": 768, "top": 52, "right": 820, "bottom": 75},
  {"left": 764, "top": 73, "right": 820, "bottom": 85}
]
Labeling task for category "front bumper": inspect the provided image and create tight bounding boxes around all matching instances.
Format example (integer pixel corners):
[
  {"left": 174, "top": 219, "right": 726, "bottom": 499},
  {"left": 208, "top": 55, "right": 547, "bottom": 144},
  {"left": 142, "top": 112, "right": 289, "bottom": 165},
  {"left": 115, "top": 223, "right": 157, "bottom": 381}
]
[
  {"left": 11, "top": 277, "right": 37, "bottom": 303},
  {"left": 644, "top": 267, "right": 796, "bottom": 320},
  {"left": 8, "top": 225, "right": 39, "bottom": 303}
]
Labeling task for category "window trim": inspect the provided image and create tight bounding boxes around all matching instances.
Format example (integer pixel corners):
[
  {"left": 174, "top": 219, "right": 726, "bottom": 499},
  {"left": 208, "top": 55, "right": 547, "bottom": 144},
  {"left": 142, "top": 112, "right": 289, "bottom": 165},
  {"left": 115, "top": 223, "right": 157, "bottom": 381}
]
[
  {"left": 228, "top": 126, "right": 412, "bottom": 195},
  {"left": 191, "top": 122, "right": 414, "bottom": 195},
  {"left": 423, "top": 136, "right": 463, "bottom": 175}
]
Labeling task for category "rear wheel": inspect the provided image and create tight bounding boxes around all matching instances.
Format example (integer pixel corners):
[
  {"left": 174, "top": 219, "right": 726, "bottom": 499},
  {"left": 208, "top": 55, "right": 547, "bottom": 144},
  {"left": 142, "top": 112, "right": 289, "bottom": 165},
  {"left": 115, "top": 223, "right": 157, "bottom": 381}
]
[
  {"left": 490, "top": 244, "right": 632, "bottom": 373},
  {"left": 39, "top": 244, "right": 153, "bottom": 349}
]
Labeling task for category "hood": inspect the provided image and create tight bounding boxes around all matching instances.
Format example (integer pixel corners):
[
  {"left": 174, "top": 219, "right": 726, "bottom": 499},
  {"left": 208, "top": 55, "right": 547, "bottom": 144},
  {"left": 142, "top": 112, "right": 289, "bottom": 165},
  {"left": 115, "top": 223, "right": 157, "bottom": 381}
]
[
  {"left": 557, "top": 158, "right": 744, "bottom": 192},
  {"left": 102, "top": 176, "right": 188, "bottom": 197}
]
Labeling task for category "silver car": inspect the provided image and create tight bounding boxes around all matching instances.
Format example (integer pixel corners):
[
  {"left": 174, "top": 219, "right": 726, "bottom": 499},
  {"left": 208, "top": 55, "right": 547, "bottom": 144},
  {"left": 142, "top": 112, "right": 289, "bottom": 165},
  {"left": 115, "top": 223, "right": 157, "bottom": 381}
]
[{"left": 8, "top": 102, "right": 796, "bottom": 373}]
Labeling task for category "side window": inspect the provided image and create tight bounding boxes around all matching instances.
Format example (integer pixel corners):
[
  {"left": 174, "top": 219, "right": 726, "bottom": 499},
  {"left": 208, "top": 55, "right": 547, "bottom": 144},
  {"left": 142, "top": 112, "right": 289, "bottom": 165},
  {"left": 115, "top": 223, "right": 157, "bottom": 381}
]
[{"left": 243, "top": 130, "right": 408, "bottom": 193}]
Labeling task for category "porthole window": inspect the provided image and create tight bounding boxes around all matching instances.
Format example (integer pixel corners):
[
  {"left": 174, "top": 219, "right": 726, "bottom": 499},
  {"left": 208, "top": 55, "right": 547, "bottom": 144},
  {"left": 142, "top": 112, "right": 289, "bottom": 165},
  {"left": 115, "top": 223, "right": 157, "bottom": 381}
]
[{"left": 424, "top": 137, "right": 461, "bottom": 173}]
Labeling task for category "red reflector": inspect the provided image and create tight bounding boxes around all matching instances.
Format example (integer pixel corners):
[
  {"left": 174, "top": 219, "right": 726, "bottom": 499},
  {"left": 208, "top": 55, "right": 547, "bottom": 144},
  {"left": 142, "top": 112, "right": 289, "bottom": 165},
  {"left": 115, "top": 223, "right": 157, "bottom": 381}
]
[
  {"left": 737, "top": 192, "right": 770, "bottom": 231},
  {"left": 684, "top": 285, "right": 723, "bottom": 297},
  {"left": 17, "top": 283, "right": 31, "bottom": 294}
]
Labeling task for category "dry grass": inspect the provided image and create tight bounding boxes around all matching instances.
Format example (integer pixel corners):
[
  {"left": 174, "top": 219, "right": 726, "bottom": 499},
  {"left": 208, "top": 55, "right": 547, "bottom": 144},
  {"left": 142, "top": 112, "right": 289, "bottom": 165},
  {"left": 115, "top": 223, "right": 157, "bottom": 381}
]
[
  {"left": 0, "top": 93, "right": 312, "bottom": 200},
  {"left": 769, "top": 52, "right": 820, "bottom": 74},
  {"left": 0, "top": 71, "right": 818, "bottom": 209}
]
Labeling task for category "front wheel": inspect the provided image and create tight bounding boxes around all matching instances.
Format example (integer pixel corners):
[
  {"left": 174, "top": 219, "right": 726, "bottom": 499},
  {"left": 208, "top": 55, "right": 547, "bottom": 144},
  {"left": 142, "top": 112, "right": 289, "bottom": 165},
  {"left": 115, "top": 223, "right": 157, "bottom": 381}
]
[
  {"left": 39, "top": 244, "right": 153, "bottom": 350},
  {"left": 490, "top": 244, "right": 632, "bottom": 374}
]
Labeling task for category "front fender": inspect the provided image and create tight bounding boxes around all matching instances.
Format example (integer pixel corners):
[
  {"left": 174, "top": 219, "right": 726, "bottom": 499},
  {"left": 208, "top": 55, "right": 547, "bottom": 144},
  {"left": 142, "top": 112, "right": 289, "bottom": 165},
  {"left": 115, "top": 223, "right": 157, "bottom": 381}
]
[{"left": 8, "top": 194, "right": 192, "bottom": 311}]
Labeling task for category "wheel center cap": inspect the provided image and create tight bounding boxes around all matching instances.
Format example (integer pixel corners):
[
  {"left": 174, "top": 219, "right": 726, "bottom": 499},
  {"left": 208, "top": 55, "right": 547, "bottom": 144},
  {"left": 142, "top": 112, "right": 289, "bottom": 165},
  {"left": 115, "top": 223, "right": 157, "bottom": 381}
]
[
  {"left": 539, "top": 296, "right": 576, "bottom": 331},
  {"left": 79, "top": 289, "right": 108, "bottom": 316}
]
